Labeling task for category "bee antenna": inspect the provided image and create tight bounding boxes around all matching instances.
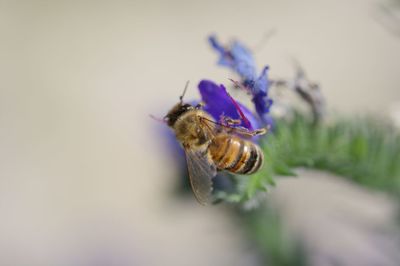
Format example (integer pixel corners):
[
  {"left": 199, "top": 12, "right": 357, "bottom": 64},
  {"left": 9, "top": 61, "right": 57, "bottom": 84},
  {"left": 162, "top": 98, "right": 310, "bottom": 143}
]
[{"left": 179, "top": 80, "right": 189, "bottom": 104}]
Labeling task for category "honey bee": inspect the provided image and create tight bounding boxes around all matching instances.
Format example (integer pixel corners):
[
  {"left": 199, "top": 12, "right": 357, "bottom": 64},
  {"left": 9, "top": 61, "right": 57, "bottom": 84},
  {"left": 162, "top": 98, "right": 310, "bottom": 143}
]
[{"left": 165, "top": 82, "right": 267, "bottom": 204}]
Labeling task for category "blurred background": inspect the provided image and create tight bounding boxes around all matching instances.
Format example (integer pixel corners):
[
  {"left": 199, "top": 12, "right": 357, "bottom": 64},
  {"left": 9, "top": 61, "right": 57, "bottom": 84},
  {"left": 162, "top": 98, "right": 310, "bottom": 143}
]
[{"left": 1, "top": 0, "right": 400, "bottom": 265}]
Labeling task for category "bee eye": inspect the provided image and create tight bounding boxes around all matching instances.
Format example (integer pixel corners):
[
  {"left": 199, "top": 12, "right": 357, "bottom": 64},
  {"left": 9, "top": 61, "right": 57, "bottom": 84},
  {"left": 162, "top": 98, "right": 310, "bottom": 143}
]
[{"left": 182, "top": 104, "right": 191, "bottom": 111}]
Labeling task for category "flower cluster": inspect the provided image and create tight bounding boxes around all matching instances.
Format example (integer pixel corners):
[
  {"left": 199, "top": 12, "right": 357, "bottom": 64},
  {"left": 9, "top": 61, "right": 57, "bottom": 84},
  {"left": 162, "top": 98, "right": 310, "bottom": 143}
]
[{"left": 208, "top": 35, "right": 273, "bottom": 125}]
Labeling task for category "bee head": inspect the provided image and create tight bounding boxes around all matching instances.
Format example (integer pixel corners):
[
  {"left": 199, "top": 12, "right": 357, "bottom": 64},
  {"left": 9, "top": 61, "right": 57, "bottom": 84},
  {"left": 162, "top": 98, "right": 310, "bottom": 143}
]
[
  {"left": 165, "top": 103, "right": 193, "bottom": 127},
  {"left": 164, "top": 81, "right": 194, "bottom": 127}
]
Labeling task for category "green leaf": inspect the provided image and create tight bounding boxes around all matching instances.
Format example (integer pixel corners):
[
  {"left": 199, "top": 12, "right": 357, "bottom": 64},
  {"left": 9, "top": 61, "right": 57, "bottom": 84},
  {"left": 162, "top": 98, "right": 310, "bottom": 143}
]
[
  {"left": 217, "top": 111, "right": 400, "bottom": 204},
  {"left": 273, "top": 161, "right": 297, "bottom": 176}
]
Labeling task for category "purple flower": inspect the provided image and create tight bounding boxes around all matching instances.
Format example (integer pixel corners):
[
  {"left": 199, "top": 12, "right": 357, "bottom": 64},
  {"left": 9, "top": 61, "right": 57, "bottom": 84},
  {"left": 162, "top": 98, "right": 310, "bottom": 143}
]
[
  {"left": 209, "top": 35, "right": 257, "bottom": 80},
  {"left": 208, "top": 35, "right": 273, "bottom": 126},
  {"left": 198, "top": 79, "right": 261, "bottom": 130}
]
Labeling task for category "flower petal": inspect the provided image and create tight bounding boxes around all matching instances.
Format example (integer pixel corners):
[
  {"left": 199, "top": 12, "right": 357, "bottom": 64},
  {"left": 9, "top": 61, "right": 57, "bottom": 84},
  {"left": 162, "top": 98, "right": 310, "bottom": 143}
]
[
  {"left": 208, "top": 35, "right": 234, "bottom": 67},
  {"left": 230, "top": 41, "right": 257, "bottom": 80},
  {"left": 198, "top": 80, "right": 260, "bottom": 130},
  {"left": 208, "top": 35, "right": 274, "bottom": 124},
  {"left": 209, "top": 36, "right": 257, "bottom": 80}
]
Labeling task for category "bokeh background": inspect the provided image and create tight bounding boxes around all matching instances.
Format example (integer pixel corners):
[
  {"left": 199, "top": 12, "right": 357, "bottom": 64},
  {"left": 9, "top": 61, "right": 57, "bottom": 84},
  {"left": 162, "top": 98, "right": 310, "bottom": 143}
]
[{"left": 1, "top": 0, "right": 400, "bottom": 265}]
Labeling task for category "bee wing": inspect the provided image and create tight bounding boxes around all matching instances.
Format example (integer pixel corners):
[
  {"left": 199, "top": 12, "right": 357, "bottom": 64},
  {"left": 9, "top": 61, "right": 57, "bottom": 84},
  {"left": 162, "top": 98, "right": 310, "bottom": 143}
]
[{"left": 185, "top": 148, "right": 217, "bottom": 205}]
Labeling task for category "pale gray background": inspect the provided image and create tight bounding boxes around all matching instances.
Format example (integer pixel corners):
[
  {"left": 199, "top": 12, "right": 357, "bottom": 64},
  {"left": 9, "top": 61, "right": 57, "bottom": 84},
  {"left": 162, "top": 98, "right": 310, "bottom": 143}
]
[{"left": 0, "top": 0, "right": 400, "bottom": 265}]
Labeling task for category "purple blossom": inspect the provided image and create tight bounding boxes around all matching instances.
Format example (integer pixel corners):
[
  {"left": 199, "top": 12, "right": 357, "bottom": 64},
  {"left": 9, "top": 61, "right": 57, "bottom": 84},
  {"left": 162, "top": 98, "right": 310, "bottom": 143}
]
[
  {"left": 198, "top": 79, "right": 261, "bottom": 130},
  {"left": 208, "top": 35, "right": 273, "bottom": 126},
  {"left": 209, "top": 35, "right": 257, "bottom": 80}
]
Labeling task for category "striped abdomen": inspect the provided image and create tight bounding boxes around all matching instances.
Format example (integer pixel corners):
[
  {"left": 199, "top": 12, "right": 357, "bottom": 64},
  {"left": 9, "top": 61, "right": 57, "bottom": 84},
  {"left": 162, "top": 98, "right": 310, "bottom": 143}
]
[{"left": 209, "top": 134, "right": 264, "bottom": 175}]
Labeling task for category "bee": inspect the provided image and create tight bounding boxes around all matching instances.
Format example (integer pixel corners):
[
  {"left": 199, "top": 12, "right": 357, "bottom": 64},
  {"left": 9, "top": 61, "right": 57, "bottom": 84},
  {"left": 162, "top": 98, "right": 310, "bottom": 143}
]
[{"left": 165, "top": 82, "right": 267, "bottom": 204}]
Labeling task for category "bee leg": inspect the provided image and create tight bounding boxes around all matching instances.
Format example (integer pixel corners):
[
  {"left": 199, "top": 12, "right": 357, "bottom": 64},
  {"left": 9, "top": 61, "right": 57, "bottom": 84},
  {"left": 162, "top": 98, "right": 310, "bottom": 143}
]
[
  {"left": 197, "top": 116, "right": 217, "bottom": 137},
  {"left": 229, "top": 125, "right": 270, "bottom": 137},
  {"left": 219, "top": 115, "right": 241, "bottom": 127},
  {"left": 218, "top": 114, "right": 227, "bottom": 126},
  {"left": 224, "top": 117, "right": 241, "bottom": 126}
]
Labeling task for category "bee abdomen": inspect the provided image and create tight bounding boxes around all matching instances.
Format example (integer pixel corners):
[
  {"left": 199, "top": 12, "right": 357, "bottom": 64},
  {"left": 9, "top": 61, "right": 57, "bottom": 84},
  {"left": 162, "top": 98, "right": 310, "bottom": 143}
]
[
  {"left": 236, "top": 143, "right": 264, "bottom": 174},
  {"left": 209, "top": 135, "right": 264, "bottom": 175}
]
